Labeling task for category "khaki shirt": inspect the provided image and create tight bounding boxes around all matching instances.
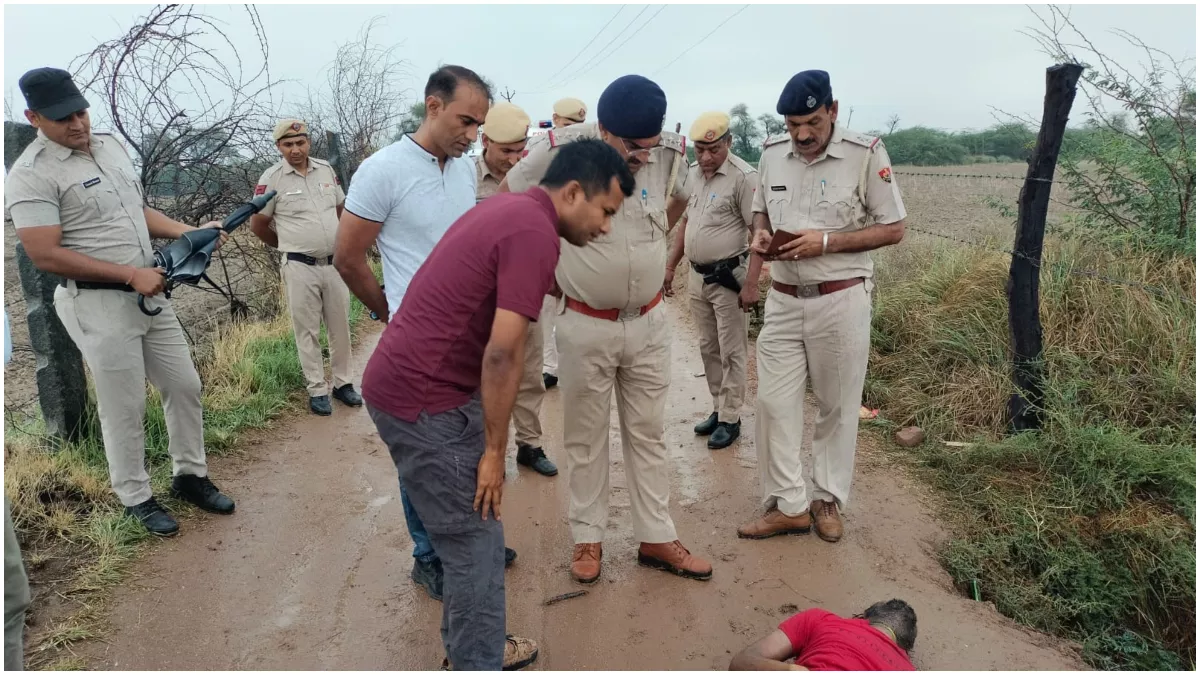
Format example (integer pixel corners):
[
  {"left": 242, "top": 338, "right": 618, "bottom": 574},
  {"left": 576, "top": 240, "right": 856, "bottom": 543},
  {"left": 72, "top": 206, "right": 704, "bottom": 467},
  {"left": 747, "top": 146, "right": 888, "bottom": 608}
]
[
  {"left": 506, "top": 122, "right": 689, "bottom": 311},
  {"left": 683, "top": 154, "right": 757, "bottom": 265},
  {"left": 753, "top": 125, "right": 906, "bottom": 285},
  {"left": 474, "top": 154, "right": 503, "bottom": 202},
  {"left": 5, "top": 131, "right": 154, "bottom": 268},
  {"left": 255, "top": 157, "right": 345, "bottom": 257}
]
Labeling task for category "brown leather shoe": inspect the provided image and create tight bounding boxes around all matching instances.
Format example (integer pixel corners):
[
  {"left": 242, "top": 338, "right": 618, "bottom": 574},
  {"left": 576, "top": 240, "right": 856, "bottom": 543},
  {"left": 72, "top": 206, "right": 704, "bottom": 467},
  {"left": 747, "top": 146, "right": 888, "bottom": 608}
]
[
  {"left": 736, "top": 507, "right": 812, "bottom": 539},
  {"left": 637, "top": 540, "right": 713, "bottom": 580},
  {"left": 571, "top": 543, "right": 602, "bottom": 583},
  {"left": 811, "top": 499, "right": 843, "bottom": 542}
]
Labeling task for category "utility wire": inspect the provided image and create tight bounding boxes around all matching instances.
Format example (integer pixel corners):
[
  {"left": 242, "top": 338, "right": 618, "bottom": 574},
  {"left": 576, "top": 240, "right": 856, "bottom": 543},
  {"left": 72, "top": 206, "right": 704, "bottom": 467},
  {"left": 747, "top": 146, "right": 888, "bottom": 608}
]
[
  {"left": 652, "top": 5, "right": 750, "bottom": 77},
  {"left": 541, "top": 5, "right": 666, "bottom": 93},
  {"left": 536, "top": 5, "right": 627, "bottom": 90}
]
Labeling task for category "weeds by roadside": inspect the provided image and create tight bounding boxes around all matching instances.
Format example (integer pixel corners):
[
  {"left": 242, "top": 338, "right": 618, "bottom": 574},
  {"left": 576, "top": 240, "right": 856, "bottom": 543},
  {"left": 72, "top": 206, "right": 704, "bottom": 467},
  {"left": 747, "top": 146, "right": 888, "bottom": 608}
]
[
  {"left": 4, "top": 269, "right": 375, "bottom": 669},
  {"left": 866, "top": 239, "right": 1196, "bottom": 670}
]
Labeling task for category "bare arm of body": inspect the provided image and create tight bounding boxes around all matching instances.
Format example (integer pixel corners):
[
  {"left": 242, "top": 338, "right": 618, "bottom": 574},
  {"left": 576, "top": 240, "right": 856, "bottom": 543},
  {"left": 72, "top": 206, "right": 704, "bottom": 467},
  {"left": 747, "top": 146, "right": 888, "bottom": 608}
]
[
  {"left": 475, "top": 308, "right": 529, "bottom": 521},
  {"left": 729, "top": 630, "right": 807, "bottom": 671},
  {"left": 664, "top": 215, "right": 688, "bottom": 297},
  {"left": 248, "top": 214, "right": 278, "bottom": 249}
]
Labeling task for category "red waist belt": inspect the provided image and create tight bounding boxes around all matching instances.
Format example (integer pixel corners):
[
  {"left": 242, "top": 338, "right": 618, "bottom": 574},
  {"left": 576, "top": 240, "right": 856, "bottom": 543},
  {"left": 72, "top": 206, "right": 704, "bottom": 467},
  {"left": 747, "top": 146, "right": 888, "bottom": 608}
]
[
  {"left": 771, "top": 277, "right": 864, "bottom": 298},
  {"left": 565, "top": 290, "right": 663, "bottom": 321}
]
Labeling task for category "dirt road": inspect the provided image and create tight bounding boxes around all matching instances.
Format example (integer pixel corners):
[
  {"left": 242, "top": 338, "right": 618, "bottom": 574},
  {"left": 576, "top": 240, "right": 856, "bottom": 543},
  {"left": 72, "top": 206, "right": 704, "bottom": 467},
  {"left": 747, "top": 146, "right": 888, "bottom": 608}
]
[{"left": 78, "top": 299, "right": 1081, "bottom": 670}]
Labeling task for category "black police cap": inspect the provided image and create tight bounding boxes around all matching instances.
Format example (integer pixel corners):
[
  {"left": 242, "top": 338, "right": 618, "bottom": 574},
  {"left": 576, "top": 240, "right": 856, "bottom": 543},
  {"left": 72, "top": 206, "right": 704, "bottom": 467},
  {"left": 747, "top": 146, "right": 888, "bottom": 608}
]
[
  {"left": 776, "top": 70, "right": 833, "bottom": 117},
  {"left": 19, "top": 67, "right": 89, "bottom": 121}
]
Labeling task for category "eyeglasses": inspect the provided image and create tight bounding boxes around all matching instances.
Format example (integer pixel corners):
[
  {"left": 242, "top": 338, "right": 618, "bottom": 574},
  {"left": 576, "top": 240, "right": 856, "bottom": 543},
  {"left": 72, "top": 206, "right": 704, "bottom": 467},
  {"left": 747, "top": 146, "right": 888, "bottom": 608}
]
[{"left": 618, "top": 136, "right": 655, "bottom": 160}]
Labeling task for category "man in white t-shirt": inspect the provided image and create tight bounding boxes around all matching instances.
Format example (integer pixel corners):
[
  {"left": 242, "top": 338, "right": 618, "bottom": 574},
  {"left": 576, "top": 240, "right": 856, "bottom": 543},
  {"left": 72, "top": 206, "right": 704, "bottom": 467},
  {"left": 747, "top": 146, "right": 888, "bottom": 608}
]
[{"left": 334, "top": 65, "right": 524, "bottom": 624}]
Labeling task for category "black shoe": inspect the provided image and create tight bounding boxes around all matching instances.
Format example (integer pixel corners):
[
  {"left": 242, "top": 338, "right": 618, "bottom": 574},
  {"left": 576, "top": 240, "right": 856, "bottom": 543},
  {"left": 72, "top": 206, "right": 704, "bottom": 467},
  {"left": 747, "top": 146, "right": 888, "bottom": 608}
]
[
  {"left": 170, "top": 474, "right": 236, "bottom": 514},
  {"left": 125, "top": 497, "right": 179, "bottom": 537},
  {"left": 542, "top": 373, "right": 558, "bottom": 390},
  {"left": 694, "top": 412, "right": 719, "bottom": 436},
  {"left": 516, "top": 444, "right": 558, "bottom": 476},
  {"left": 332, "top": 384, "right": 363, "bottom": 407},
  {"left": 310, "top": 395, "right": 332, "bottom": 416},
  {"left": 412, "top": 557, "right": 444, "bottom": 601},
  {"left": 505, "top": 547, "right": 517, "bottom": 568},
  {"left": 708, "top": 421, "right": 741, "bottom": 450}
]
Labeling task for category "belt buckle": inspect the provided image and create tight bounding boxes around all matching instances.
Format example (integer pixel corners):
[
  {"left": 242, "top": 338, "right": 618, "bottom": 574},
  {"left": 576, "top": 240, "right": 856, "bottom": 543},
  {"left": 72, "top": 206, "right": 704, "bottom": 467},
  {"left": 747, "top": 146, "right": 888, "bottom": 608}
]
[
  {"left": 617, "top": 306, "right": 642, "bottom": 321},
  {"left": 798, "top": 284, "right": 820, "bottom": 298}
]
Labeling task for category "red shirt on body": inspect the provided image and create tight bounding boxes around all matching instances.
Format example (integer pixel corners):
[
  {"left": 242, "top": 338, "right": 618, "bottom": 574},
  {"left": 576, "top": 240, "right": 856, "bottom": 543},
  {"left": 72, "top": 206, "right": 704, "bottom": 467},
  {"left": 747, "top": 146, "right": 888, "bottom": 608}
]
[
  {"left": 361, "top": 189, "right": 561, "bottom": 422},
  {"left": 779, "top": 609, "right": 915, "bottom": 671}
]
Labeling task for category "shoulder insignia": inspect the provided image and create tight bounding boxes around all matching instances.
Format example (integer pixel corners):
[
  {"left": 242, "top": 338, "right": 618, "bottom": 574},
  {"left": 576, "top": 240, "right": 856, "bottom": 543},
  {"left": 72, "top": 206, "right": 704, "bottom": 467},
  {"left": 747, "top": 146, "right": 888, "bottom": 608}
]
[
  {"left": 659, "top": 131, "right": 685, "bottom": 155},
  {"left": 727, "top": 153, "right": 757, "bottom": 175},
  {"left": 547, "top": 129, "right": 558, "bottom": 148},
  {"left": 254, "top": 184, "right": 268, "bottom": 195},
  {"left": 763, "top": 135, "right": 790, "bottom": 149},
  {"left": 868, "top": 137, "right": 881, "bottom": 150},
  {"left": 840, "top": 128, "right": 876, "bottom": 148},
  {"left": 878, "top": 167, "right": 892, "bottom": 183}
]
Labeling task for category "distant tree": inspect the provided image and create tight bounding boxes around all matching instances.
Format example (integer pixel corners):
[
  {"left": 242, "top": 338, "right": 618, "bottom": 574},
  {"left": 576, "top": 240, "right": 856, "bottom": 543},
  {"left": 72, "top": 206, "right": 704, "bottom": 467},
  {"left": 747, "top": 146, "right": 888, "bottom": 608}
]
[
  {"left": 396, "top": 102, "right": 425, "bottom": 138},
  {"left": 729, "top": 103, "right": 762, "bottom": 163},
  {"left": 757, "top": 113, "right": 786, "bottom": 137},
  {"left": 886, "top": 114, "right": 901, "bottom": 134}
]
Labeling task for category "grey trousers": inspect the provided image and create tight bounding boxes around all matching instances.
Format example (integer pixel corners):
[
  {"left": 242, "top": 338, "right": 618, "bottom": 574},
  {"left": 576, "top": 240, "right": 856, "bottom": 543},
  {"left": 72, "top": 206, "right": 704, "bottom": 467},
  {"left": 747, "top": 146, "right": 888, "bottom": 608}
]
[
  {"left": 4, "top": 498, "right": 29, "bottom": 671},
  {"left": 368, "top": 397, "right": 506, "bottom": 671}
]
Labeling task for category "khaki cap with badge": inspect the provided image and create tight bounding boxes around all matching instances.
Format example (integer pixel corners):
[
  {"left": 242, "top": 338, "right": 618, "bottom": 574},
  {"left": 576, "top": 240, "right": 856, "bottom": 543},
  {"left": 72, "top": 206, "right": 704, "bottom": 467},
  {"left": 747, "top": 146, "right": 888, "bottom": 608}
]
[
  {"left": 273, "top": 119, "right": 309, "bottom": 142},
  {"left": 690, "top": 112, "right": 731, "bottom": 144},
  {"left": 482, "top": 103, "right": 531, "bottom": 144},
  {"left": 553, "top": 98, "right": 588, "bottom": 123}
]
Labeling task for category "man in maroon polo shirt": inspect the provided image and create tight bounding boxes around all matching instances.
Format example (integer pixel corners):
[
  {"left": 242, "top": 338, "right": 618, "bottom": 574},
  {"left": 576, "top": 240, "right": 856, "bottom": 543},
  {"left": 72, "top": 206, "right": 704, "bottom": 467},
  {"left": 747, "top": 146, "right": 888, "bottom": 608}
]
[{"left": 362, "top": 138, "right": 634, "bottom": 671}]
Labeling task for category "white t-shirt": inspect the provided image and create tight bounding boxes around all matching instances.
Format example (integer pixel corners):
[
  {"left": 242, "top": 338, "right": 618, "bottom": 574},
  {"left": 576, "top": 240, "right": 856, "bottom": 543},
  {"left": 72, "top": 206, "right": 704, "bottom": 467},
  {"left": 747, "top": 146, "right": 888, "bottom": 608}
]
[{"left": 344, "top": 135, "right": 477, "bottom": 317}]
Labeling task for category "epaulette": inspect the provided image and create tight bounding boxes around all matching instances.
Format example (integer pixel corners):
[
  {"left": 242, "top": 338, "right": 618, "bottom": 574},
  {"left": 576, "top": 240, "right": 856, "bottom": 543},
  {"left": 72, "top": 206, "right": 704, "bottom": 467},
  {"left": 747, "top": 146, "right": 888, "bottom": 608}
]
[
  {"left": 726, "top": 153, "right": 757, "bottom": 175},
  {"left": 660, "top": 130, "right": 685, "bottom": 155},
  {"left": 688, "top": 160, "right": 698, "bottom": 169},
  {"left": 762, "top": 134, "right": 790, "bottom": 149},
  {"left": 840, "top": 128, "right": 878, "bottom": 149},
  {"left": 14, "top": 138, "right": 48, "bottom": 168},
  {"left": 310, "top": 156, "right": 332, "bottom": 167},
  {"left": 545, "top": 123, "right": 590, "bottom": 149}
]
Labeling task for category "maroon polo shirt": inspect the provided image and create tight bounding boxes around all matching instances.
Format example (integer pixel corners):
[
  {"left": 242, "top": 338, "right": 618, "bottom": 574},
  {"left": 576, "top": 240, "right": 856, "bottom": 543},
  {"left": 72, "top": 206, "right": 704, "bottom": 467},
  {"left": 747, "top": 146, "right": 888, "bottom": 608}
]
[{"left": 361, "top": 188, "right": 561, "bottom": 422}]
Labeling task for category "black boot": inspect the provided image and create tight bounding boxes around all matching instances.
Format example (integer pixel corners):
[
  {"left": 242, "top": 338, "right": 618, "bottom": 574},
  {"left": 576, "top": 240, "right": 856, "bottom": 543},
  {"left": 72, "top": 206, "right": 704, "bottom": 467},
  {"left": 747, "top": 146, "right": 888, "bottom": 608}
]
[
  {"left": 171, "top": 474, "right": 236, "bottom": 514},
  {"left": 542, "top": 373, "right": 558, "bottom": 390},
  {"left": 708, "top": 421, "right": 741, "bottom": 450},
  {"left": 332, "top": 384, "right": 363, "bottom": 407},
  {"left": 412, "top": 557, "right": 444, "bottom": 601},
  {"left": 505, "top": 547, "right": 517, "bottom": 568},
  {"left": 694, "top": 412, "right": 719, "bottom": 436},
  {"left": 516, "top": 444, "right": 558, "bottom": 476},
  {"left": 310, "top": 395, "right": 332, "bottom": 416},
  {"left": 125, "top": 497, "right": 179, "bottom": 537}
]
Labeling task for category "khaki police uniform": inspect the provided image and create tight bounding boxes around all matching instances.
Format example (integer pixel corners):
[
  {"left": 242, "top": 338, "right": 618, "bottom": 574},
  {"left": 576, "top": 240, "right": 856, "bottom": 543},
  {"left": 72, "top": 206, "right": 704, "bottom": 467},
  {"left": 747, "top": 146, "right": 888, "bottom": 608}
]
[
  {"left": 506, "top": 122, "right": 689, "bottom": 544},
  {"left": 255, "top": 154, "right": 351, "bottom": 399},
  {"left": 474, "top": 103, "right": 547, "bottom": 451},
  {"left": 542, "top": 98, "right": 588, "bottom": 378},
  {"left": 4, "top": 131, "right": 207, "bottom": 507},
  {"left": 752, "top": 124, "right": 905, "bottom": 515},
  {"left": 683, "top": 152, "right": 757, "bottom": 425}
]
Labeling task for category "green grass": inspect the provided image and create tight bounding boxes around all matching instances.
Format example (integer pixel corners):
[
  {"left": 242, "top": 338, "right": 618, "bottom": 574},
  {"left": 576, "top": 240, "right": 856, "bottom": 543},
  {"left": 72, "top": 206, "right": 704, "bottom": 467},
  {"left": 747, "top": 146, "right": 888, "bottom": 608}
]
[
  {"left": 5, "top": 262, "right": 378, "bottom": 668},
  {"left": 866, "top": 238, "right": 1196, "bottom": 670}
]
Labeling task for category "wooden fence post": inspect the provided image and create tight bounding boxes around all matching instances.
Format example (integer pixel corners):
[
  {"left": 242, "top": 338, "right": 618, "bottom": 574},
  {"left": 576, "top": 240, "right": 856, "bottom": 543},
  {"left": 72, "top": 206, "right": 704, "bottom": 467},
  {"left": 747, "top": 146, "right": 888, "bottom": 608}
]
[{"left": 1007, "top": 62, "right": 1084, "bottom": 432}]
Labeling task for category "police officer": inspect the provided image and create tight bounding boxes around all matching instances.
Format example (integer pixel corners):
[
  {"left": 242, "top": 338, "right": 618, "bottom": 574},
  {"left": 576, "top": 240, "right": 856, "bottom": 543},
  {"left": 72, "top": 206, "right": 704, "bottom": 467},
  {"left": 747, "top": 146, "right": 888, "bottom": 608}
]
[
  {"left": 500, "top": 75, "right": 712, "bottom": 584},
  {"left": 474, "top": 103, "right": 558, "bottom": 477},
  {"left": 539, "top": 97, "right": 588, "bottom": 391},
  {"left": 249, "top": 119, "right": 361, "bottom": 416},
  {"left": 738, "top": 70, "right": 905, "bottom": 544},
  {"left": 665, "top": 111, "right": 759, "bottom": 450},
  {"left": 475, "top": 103, "right": 531, "bottom": 202},
  {"left": 6, "top": 67, "right": 235, "bottom": 536},
  {"left": 551, "top": 97, "right": 588, "bottom": 128}
]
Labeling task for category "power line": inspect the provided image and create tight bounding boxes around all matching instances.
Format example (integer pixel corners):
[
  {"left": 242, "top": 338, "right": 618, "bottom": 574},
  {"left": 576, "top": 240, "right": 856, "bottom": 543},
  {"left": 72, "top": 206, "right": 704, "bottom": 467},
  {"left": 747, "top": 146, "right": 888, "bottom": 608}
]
[
  {"left": 541, "top": 5, "right": 666, "bottom": 93},
  {"left": 652, "top": 5, "right": 750, "bottom": 77},
  {"left": 536, "top": 5, "right": 627, "bottom": 90}
]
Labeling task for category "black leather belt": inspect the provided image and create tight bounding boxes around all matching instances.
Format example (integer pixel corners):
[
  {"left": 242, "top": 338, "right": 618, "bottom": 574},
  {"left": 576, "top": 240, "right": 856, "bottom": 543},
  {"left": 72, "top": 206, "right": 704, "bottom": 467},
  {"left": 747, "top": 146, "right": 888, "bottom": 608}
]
[
  {"left": 286, "top": 252, "right": 334, "bottom": 265},
  {"left": 59, "top": 279, "right": 135, "bottom": 292},
  {"left": 691, "top": 251, "right": 748, "bottom": 294}
]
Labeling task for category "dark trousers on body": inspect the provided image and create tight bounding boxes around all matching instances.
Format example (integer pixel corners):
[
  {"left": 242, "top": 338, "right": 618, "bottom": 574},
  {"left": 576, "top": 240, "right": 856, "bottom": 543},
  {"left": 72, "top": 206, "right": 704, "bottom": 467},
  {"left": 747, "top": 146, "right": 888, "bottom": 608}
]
[{"left": 368, "top": 396, "right": 506, "bottom": 670}]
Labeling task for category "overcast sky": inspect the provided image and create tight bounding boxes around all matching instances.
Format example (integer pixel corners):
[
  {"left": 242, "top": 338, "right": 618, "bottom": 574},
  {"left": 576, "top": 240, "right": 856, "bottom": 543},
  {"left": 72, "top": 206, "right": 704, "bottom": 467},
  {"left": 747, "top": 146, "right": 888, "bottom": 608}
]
[{"left": 4, "top": 3, "right": 1196, "bottom": 137}]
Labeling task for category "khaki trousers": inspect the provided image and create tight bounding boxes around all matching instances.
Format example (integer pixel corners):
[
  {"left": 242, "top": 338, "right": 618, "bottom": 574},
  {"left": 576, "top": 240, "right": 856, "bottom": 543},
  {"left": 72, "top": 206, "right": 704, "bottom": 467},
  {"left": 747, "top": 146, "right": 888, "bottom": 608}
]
[
  {"left": 688, "top": 265, "right": 748, "bottom": 423},
  {"left": 282, "top": 259, "right": 352, "bottom": 397},
  {"left": 511, "top": 318, "right": 545, "bottom": 447},
  {"left": 558, "top": 303, "right": 678, "bottom": 544},
  {"left": 754, "top": 282, "right": 872, "bottom": 516},
  {"left": 54, "top": 285, "right": 207, "bottom": 507},
  {"left": 540, "top": 295, "right": 558, "bottom": 376}
]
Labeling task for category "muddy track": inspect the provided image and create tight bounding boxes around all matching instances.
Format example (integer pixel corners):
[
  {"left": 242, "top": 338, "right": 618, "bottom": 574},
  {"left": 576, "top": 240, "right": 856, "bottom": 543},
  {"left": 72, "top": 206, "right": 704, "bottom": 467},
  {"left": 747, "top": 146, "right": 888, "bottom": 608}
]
[{"left": 76, "top": 298, "right": 1082, "bottom": 670}]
